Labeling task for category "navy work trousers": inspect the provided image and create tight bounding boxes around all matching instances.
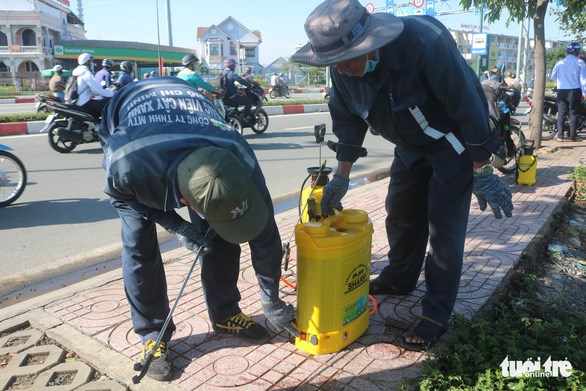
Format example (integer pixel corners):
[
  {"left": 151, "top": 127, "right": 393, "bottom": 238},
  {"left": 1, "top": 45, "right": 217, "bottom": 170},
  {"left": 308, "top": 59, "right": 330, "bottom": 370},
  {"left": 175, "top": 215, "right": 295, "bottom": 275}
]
[
  {"left": 376, "top": 155, "right": 473, "bottom": 324},
  {"left": 556, "top": 88, "right": 582, "bottom": 140},
  {"left": 113, "top": 201, "right": 243, "bottom": 344}
]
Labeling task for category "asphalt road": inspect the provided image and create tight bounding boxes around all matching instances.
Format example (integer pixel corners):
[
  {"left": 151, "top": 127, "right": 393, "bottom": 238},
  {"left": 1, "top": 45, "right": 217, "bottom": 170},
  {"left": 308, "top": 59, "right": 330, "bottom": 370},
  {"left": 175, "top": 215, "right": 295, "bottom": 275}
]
[{"left": 0, "top": 111, "right": 395, "bottom": 304}]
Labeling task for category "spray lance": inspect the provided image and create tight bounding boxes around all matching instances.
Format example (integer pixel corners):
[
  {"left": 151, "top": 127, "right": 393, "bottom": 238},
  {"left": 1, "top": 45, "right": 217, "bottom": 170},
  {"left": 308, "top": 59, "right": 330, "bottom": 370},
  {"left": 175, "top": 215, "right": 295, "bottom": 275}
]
[
  {"left": 132, "top": 227, "right": 215, "bottom": 384},
  {"left": 282, "top": 124, "right": 332, "bottom": 272}
]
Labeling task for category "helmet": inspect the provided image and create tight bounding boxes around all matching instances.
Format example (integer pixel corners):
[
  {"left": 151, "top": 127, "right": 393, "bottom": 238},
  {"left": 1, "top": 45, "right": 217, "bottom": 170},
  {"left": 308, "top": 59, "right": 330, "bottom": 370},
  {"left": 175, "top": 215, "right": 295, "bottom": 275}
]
[
  {"left": 182, "top": 54, "right": 199, "bottom": 66},
  {"left": 102, "top": 58, "right": 114, "bottom": 68},
  {"left": 77, "top": 52, "right": 93, "bottom": 65},
  {"left": 143, "top": 72, "right": 150, "bottom": 79},
  {"left": 567, "top": 42, "right": 582, "bottom": 54},
  {"left": 224, "top": 58, "right": 237, "bottom": 69},
  {"left": 52, "top": 64, "right": 63, "bottom": 72},
  {"left": 120, "top": 61, "right": 132, "bottom": 73},
  {"left": 150, "top": 71, "right": 156, "bottom": 77}
]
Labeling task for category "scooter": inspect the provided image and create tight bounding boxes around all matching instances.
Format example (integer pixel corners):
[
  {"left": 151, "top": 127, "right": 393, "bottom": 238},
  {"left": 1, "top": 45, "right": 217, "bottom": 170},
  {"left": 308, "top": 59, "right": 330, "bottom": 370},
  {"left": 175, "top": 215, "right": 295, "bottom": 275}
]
[
  {"left": 34, "top": 94, "right": 61, "bottom": 113},
  {"left": 269, "top": 84, "right": 292, "bottom": 99},
  {"left": 0, "top": 144, "right": 27, "bottom": 207},
  {"left": 42, "top": 100, "right": 102, "bottom": 153},
  {"left": 224, "top": 81, "right": 269, "bottom": 135}
]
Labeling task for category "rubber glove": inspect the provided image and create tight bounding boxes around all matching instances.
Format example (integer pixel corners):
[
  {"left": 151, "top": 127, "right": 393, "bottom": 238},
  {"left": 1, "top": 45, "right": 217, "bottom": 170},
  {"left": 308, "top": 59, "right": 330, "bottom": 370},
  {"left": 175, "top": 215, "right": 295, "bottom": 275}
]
[
  {"left": 320, "top": 174, "right": 350, "bottom": 216},
  {"left": 473, "top": 173, "right": 514, "bottom": 219},
  {"left": 175, "top": 222, "right": 213, "bottom": 255},
  {"left": 262, "top": 300, "right": 299, "bottom": 337}
]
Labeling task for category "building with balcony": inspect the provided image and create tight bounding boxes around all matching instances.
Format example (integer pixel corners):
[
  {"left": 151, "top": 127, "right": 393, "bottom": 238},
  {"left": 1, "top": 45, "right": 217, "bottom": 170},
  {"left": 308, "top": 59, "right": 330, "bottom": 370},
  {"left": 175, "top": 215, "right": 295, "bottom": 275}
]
[
  {"left": 197, "top": 17, "right": 262, "bottom": 75},
  {"left": 0, "top": 0, "right": 85, "bottom": 89},
  {"left": 449, "top": 29, "right": 567, "bottom": 81}
]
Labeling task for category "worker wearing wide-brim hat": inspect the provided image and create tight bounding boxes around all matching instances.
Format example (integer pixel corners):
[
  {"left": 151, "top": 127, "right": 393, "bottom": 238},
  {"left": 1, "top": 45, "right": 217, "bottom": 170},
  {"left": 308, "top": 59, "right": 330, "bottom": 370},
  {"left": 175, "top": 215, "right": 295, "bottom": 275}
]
[{"left": 292, "top": 0, "right": 513, "bottom": 352}]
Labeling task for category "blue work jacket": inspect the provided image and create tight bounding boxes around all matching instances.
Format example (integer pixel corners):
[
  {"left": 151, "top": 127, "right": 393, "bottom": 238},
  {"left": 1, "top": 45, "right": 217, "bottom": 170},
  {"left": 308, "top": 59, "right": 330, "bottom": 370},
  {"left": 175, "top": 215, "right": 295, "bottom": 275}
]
[{"left": 329, "top": 15, "right": 497, "bottom": 181}]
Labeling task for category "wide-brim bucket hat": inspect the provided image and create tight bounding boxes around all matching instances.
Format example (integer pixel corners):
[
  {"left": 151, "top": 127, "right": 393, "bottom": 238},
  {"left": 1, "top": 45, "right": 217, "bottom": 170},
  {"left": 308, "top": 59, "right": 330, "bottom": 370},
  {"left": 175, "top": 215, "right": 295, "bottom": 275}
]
[{"left": 291, "top": 0, "right": 404, "bottom": 66}]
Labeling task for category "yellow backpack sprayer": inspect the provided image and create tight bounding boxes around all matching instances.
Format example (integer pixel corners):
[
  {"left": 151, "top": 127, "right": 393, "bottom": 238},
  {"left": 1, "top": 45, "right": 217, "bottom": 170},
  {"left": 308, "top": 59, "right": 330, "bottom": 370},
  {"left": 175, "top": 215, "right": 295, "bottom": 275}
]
[
  {"left": 516, "top": 140, "right": 537, "bottom": 186},
  {"left": 281, "top": 124, "right": 374, "bottom": 355}
]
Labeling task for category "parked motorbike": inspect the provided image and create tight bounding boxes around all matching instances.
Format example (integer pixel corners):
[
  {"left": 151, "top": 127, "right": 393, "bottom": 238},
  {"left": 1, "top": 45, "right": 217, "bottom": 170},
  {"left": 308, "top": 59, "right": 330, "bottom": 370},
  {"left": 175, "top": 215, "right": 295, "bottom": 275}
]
[
  {"left": 34, "top": 94, "right": 62, "bottom": 113},
  {"left": 523, "top": 95, "right": 567, "bottom": 141},
  {"left": 42, "top": 100, "right": 102, "bottom": 153},
  {"left": 0, "top": 144, "right": 27, "bottom": 207},
  {"left": 269, "top": 84, "right": 292, "bottom": 99},
  {"left": 486, "top": 84, "right": 526, "bottom": 174},
  {"left": 224, "top": 81, "right": 269, "bottom": 135}
]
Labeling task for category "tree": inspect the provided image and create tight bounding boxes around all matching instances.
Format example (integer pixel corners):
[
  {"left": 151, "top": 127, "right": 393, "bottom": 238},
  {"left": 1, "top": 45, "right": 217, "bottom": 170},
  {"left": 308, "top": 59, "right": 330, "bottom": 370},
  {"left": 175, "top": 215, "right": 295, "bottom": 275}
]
[
  {"left": 460, "top": 0, "right": 549, "bottom": 148},
  {"left": 552, "top": 0, "right": 586, "bottom": 41}
]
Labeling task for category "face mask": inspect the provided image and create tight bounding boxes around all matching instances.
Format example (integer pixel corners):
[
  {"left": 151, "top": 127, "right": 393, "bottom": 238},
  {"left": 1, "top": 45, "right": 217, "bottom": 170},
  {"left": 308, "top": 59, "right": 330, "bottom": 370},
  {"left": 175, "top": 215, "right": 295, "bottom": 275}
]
[{"left": 362, "top": 50, "right": 379, "bottom": 76}]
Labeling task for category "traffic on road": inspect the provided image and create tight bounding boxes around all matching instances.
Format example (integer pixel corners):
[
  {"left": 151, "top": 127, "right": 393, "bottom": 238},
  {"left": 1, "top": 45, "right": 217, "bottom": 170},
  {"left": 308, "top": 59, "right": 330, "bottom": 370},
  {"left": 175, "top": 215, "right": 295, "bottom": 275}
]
[{"left": 0, "top": 111, "right": 395, "bottom": 306}]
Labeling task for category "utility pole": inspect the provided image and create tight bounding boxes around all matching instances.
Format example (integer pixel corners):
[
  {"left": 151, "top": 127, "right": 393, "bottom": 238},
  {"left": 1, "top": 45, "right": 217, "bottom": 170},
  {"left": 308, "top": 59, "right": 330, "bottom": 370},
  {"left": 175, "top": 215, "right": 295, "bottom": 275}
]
[{"left": 166, "top": 0, "right": 173, "bottom": 47}]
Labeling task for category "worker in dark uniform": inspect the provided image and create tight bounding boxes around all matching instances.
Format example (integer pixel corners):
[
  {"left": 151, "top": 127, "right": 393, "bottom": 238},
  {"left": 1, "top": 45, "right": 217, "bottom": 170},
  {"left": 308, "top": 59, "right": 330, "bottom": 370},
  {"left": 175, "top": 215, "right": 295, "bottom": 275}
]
[
  {"left": 292, "top": 0, "right": 513, "bottom": 351},
  {"left": 100, "top": 77, "right": 297, "bottom": 381}
]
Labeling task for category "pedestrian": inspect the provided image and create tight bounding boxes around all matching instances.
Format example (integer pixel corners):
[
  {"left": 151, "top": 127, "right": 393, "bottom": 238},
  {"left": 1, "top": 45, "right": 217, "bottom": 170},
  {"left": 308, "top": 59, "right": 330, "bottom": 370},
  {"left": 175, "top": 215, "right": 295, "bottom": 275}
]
[
  {"left": 49, "top": 64, "right": 66, "bottom": 102},
  {"left": 292, "top": 0, "right": 513, "bottom": 352},
  {"left": 550, "top": 42, "right": 586, "bottom": 142},
  {"left": 99, "top": 76, "right": 298, "bottom": 381}
]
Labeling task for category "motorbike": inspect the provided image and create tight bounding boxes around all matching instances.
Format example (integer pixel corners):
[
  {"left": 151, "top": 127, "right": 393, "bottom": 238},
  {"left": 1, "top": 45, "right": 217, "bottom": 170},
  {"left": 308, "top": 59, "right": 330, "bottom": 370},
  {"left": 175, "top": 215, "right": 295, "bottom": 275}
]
[
  {"left": 42, "top": 100, "right": 102, "bottom": 153},
  {"left": 0, "top": 144, "right": 27, "bottom": 207},
  {"left": 223, "top": 81, "right": 269, "bottom": 135},
  {"left": 322, "top": 87, "right": 330, "bottom": 101},
  {"left": 522, "top": 94, "right": 582, "bottom": 140},
  {"left": 490, "top": 87, "right": 526, "bottom": 174},
  {"left": 34, "top": 94, "right": 62, "bottom": 113},
  {"left": 269, "top": 83, "right": 292, "bottom": 99}
]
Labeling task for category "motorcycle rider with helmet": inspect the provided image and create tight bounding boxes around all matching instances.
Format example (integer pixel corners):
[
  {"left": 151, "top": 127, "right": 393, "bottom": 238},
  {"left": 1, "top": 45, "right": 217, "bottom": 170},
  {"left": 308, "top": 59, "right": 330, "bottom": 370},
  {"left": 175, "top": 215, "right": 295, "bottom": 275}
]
[
  {"left": 550, "top": 42, "right": 586, "bottom": 141},
  {"left": 95, "top": 58, "right": 114, "bottom": 89},
  {"left": 241, "top": 66, "right": 253, "bottom": 82},
  {"left": 115, "top": 61, "right": 134, "bottom": 89},
  {"left": 221, "top": 58, "right": 254, "bottom": 125},
  {"left": 72, "top": 52, "right": 114, "bottom": 118},
  {"left": 177, "top": 54, "right": 221, "bottom": 96}
]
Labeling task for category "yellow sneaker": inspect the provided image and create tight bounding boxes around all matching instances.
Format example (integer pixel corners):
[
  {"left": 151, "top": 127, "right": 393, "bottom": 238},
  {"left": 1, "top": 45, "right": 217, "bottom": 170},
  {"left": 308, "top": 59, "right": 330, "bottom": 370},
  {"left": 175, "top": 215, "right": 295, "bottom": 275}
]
[
  {"left": 140, "top": 339, "right": 173, "bottom": 381},
  {"left": 213, "top": 312, "right": 269, "bottom": 341}
]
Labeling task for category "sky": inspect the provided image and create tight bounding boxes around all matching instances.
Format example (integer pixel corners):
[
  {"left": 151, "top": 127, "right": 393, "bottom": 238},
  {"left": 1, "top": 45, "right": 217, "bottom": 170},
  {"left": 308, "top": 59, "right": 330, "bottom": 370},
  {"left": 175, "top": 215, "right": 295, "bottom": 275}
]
[{"left": 69, "top": 0, "right": 572, "bottom": 67}]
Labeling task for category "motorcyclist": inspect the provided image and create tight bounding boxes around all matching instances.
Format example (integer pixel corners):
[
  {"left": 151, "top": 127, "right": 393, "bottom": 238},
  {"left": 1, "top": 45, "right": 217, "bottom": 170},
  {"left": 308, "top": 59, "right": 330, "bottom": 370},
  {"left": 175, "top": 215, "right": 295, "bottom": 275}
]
[
  {"left": 241, "top": 66, "right": 253, "bottom": 82},
  {"left": 115, "top": 61, "right": 134, "bottom": 89},
  {"left": 221, "top": 58, "right": 254, "bottom": 124},
  {"left": 95, "top": 58, "right": 114, "bottom": 89},
  {"left": 72, "top": 52, "right": 114, "bottom": 118},
  {"left": 176, "top": 54, "right": 221, "bottom": 96}
]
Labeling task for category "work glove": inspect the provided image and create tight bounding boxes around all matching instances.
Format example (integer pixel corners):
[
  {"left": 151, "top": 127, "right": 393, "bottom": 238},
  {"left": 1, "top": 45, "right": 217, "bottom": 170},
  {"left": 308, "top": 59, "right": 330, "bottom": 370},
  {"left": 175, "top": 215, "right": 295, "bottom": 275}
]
[
  {"left": 320, "top": 174, "right": 350, "bottom": 217},
  {"left": 175, "top": 222, "right": 213, "bottom": 255},
  {"left": 262, "top": 300, "right": 299, "bottom": 337},
  {"left": 473, "top": 173, "right": 514, "bottom": 219}
]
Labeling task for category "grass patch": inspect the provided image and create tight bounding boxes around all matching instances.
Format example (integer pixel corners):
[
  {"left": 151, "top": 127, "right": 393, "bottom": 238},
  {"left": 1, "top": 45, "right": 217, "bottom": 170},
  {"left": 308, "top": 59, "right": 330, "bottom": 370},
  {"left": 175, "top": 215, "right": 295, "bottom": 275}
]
[
  {"left": 0, "top": 112, "right": 49, "bottom": 123},
  {"left": 569, "top": 166, "right": 586, "bottom": 203},
  {"left": 400, "top": 168, "right": 586, "bottom": 390}
]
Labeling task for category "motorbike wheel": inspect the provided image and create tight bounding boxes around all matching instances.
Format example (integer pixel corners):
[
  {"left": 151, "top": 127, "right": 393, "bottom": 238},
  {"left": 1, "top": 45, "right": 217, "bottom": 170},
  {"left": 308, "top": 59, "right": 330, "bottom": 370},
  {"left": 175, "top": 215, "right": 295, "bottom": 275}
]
[
  {"left": 227, "top": 116, "right": 244, "bottom": 135},
  {"left": 269, "top": 89, "right": 277, "bottom": 99},
  {"left": 495, "top": 126, "right": 525, "bottom": 175},
  {"left": 0, "top": 150, "right": 27, "bottom": 207},
  {"left": 285, "top": 89, "right": 292, "bottom": 98},
  {"left": 48, "top": 121, "right": 77, "bottom": 153},
  {"left": 541, "top": 115, "right": 557, "bottom": 140},
  {"left": 251, "top": 110, "right": 269, "bottom": 134}
]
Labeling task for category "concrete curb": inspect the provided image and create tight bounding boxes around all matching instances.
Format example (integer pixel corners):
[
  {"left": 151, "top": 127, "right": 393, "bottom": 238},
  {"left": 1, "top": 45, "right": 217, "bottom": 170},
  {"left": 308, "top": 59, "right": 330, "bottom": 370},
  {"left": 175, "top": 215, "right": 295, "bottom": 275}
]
[
  {"left": 0, "top": 105, "right": 330, "bottom": 137},
  {"left": 0, "top": 120, "right": 46, "bottom": 136}
]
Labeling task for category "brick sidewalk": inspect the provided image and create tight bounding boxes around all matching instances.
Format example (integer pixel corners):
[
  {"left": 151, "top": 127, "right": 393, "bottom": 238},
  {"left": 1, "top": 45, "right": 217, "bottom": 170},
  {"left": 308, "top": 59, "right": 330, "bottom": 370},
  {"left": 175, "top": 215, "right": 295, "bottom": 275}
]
[{"left": 0, "top": 138, "right": 584, "bottom": 390}]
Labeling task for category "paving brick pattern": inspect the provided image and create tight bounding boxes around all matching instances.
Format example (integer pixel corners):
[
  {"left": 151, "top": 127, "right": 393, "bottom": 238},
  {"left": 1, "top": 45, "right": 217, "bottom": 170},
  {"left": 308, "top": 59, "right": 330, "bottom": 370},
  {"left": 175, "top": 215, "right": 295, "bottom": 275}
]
[{"left": 0, "top": 139, "right": 583, "bottom": 390}]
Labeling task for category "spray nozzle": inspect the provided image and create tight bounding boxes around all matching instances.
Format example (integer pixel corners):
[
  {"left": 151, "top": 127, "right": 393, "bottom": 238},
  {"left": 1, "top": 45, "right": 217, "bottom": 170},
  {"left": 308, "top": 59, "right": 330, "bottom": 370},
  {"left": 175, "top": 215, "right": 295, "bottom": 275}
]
[{"left": 314, "top": 123, "right": 326, "bottom": 143}]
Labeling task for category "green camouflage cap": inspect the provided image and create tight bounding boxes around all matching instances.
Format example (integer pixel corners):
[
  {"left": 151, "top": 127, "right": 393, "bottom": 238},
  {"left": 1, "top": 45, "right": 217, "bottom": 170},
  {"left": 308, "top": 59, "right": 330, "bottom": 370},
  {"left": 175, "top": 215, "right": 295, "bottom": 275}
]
[{"left": 177, "top": 146, "right": 268, "bottom": 243}]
